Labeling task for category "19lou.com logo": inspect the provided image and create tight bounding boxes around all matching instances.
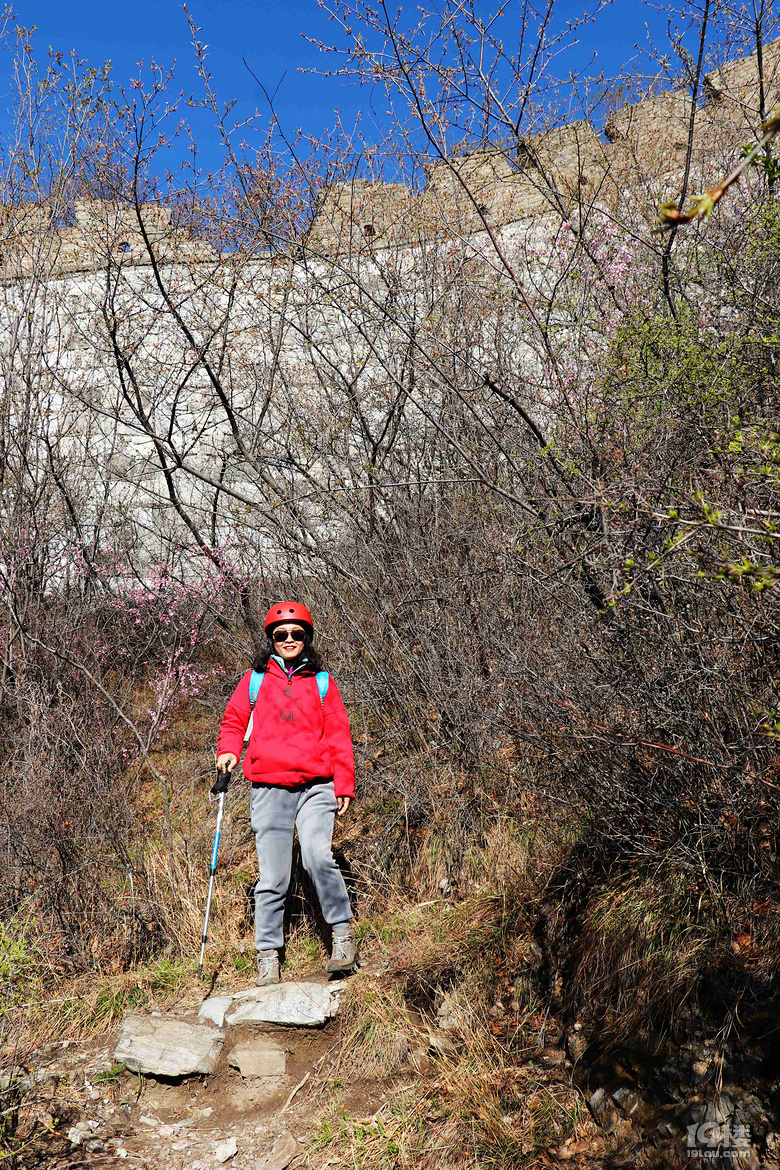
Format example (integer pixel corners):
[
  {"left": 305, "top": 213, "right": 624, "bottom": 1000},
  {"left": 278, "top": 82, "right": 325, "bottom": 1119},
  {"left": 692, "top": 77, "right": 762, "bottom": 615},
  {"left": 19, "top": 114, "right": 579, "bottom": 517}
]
[{"left": 687, "top": 1120, "right": 751, "bottom": 1160}]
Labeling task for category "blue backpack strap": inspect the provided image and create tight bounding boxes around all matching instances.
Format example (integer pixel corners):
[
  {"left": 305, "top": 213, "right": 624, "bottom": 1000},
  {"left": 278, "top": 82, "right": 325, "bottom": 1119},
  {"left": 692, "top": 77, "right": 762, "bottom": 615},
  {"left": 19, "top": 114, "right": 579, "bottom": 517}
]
[
  {"left": 316, "top": 671, "right": 330, "bottom": 705},
  {"left": 248, "top": 670, "right": 264, "bottom": 708},
  {"left": 244, "top": 670, "right": 264, "bottom": 744}
]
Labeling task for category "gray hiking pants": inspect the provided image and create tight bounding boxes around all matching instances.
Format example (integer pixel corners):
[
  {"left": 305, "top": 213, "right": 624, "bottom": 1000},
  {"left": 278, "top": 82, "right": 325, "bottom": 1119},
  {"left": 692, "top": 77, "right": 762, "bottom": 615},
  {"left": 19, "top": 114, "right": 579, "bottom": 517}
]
[{"left": 249, "top": 778, "right": 352, "bottom": 952}]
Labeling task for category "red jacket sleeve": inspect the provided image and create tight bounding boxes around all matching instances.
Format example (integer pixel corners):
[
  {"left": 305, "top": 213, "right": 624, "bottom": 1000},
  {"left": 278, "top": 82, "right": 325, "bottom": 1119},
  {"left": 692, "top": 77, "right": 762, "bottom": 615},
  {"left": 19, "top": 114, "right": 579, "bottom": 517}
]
[
  {"left": 322, "top": 677, "right": 356, "bottom": 799},
  {"left": 217, "top": 672, "right": 252, "bottom": 761}
]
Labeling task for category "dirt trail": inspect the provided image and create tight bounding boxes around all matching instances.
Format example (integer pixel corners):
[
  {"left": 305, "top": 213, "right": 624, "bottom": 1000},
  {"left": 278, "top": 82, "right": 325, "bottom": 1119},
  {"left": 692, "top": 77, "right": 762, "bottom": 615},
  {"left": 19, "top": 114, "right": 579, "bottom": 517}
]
[{"left": 18, "top": 967, "right": 390, "bottom": 1170}]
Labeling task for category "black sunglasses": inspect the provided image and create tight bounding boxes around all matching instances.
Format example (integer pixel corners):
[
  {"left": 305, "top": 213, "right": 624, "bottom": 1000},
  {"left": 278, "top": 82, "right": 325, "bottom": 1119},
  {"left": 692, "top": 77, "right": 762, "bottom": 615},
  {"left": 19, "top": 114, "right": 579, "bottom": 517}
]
[{"left": 272, "top": 626, "right": 306, "bottom": 644}]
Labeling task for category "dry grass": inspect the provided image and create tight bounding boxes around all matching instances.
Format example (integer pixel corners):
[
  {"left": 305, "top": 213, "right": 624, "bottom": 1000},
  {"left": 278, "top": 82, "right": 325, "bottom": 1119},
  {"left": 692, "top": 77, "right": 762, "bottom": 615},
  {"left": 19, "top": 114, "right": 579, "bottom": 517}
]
[
  {"left": 3, "top": 785, "right": 754, "bottom": 1168},
  {"left": 0, "top": 819, "right": 261, "bottom": 1056},
  {"left": 305, "top": 961, "right": 586, "bottom": 1170},
  {"left": 1, "top": 957, "right": 198, "bottom": 1051},
  {"left": 332, "top": 979, "right": 421, "bottom": 1082},
  {"left": 567, "top": 868, "right": 720, "bottom": 1044},
  {"left": 283, "top": 921, "right": 333, "bottom": 977},
  {"left": 303, "top": 819, "right": 590, "bottom": 1169}
]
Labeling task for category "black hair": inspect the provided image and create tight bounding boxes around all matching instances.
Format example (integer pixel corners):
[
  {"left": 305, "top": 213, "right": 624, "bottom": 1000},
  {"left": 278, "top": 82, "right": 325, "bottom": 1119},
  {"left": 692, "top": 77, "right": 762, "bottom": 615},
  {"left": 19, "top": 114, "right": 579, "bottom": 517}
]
[{"left": 253, "top": 628, "right": 326, "bottom": 675}]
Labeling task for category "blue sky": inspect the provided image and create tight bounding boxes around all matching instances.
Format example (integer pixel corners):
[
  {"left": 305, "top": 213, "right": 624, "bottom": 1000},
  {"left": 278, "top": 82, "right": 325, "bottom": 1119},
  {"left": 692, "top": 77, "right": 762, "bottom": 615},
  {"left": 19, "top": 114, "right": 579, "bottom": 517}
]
[
  {"left": 5, "top": 1, "right": 351, "bottom": 142},
  {"left": 0, "top": 1, "right": 714, "bottom": 178}
]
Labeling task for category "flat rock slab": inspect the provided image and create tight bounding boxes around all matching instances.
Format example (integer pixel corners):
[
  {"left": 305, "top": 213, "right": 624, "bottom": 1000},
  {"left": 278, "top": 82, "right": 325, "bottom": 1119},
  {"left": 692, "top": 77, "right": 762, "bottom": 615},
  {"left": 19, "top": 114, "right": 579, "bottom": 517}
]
[
  {"left": 224, "top": 982, "right": 342, "bottom": 1027},
  {"left": 114, "top": 1014, "right": 224, "bottom": 1077},
  {"left": 228, "top": 1037, "right": 286, "bottom": 1078}
]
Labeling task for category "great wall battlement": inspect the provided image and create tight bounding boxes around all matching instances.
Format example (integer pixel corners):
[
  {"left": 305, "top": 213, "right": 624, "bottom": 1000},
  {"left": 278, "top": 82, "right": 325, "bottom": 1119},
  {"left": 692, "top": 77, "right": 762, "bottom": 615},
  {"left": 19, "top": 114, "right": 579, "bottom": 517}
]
[
  {"left": 0, "top": 198, "right": 216, "bottom": 281},
  {"left": 1, "top": 38, "right": 779, "bottom": 279},
  {"left": 309, "top": 38, "right": 780, "bottom": 250}
]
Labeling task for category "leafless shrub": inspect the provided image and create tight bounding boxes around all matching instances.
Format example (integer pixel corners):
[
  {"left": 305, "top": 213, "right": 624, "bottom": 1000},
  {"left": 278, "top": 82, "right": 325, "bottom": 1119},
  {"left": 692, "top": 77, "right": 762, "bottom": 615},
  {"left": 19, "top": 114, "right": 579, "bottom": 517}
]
[{"left": 0, "top": 3, "right": 778, "bottom": 1054}]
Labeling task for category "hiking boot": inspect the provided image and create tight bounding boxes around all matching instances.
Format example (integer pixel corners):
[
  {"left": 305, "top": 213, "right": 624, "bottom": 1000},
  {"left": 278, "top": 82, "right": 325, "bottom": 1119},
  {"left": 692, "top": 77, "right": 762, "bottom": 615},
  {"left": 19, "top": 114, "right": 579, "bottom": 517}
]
[
  {"left": 256, "top": 950, "right": 280, "bottom": 986},
  {"left": 327, "top": 930, "right": 358, "bottom": 974}
]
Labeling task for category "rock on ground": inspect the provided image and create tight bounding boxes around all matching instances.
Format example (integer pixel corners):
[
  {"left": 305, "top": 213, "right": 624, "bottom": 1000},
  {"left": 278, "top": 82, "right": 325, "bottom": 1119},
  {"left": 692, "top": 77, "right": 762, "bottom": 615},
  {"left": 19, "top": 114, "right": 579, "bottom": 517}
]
[
  {"left": 198, "top": 996, "right": 233, "bottom": 1028},
  {"left": 67, "top": 1121, "right": 93, "bottom": 1146},
  {"left": 113, "top": 1014, "right": 224, "bottom": 1077},
  {"left": 228, "top": 1037, "right": 287, "bottom": 1078},
  {"left": 258, "top": 1132, "right": 298, "bottom": 1170},
  {"left": 215, "top": 1136, "right": 238, "bottom": 1162},
  {"left": 224, "top": 982, "right": 342, "bottom": 1027}
]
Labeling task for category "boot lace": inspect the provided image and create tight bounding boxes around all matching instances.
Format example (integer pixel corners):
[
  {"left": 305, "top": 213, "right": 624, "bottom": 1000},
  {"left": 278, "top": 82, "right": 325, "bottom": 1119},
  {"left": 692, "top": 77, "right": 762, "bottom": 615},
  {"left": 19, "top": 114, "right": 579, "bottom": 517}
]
[
  {"left": 331, "top": 933, "right": 354, "bottom": 960},
  {"left": 258, "top": 953, "right": 277, "bottom": 977}
]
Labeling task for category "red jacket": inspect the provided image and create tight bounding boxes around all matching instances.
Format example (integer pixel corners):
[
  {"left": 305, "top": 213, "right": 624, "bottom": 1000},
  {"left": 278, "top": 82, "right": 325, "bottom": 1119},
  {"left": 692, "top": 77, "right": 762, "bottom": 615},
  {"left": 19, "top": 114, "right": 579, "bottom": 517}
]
[{"left": 217, "top": 658, "right": 356, "bottom": 798}]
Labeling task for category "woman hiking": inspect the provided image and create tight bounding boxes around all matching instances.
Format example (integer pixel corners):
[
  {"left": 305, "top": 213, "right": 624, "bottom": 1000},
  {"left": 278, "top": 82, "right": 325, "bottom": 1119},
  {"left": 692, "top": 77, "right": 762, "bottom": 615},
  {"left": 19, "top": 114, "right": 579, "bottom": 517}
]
[{"left": 215, "top": 601, "right": 357, "bottom": 985}]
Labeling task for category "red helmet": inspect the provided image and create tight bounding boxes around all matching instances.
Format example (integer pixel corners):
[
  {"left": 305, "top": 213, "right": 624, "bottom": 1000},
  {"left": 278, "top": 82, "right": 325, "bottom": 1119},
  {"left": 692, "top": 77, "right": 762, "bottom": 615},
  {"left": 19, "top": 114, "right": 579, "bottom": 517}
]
[{"left": 264, "top": 601, "right": 314, "bottom": 637}]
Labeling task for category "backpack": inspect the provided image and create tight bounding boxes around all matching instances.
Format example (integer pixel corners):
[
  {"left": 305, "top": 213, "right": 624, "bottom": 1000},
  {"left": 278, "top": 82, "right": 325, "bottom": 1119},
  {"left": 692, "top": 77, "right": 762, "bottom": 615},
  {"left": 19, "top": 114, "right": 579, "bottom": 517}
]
[{"left": 243, "top": 669, "right": 330, "bottom": 744}]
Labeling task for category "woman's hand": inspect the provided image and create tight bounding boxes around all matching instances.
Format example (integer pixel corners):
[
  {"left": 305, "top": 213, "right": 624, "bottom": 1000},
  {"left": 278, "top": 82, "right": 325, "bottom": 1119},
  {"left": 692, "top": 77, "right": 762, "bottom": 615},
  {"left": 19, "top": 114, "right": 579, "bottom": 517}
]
[
  {"left": 216, "top": 753, "right": 237, "bottom": 774},
  {"left": 336, "top": 796, "right": 352, "bottom": 816}
]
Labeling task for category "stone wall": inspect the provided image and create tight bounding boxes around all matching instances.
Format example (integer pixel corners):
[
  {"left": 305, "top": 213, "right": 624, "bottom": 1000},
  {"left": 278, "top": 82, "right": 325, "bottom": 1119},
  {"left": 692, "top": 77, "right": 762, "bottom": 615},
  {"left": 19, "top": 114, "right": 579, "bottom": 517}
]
[
  {"left": 308, "top": 179, "right": 416, "bottom": 250},
  {"left": 3, "top": 38, "right": 779, "bottom": 272},
  {"left": 1, "top": 197, "right": 216, "bottom": 280},
  {"left": 310, "top": 37, "right": 780, "bottom": 250}
]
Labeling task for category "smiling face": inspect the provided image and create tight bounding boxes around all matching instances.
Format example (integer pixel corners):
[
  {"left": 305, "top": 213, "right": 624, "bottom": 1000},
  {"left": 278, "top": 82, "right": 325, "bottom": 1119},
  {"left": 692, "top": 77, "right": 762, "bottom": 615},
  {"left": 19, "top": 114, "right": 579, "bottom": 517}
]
[{"left": 271, "top": 624, "right": 307, "bottom": 662}]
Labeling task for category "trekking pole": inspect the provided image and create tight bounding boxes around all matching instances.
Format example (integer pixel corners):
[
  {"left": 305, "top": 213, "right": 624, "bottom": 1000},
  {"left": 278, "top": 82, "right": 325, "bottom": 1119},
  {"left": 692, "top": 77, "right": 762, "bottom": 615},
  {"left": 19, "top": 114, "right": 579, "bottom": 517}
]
[{"left": 198, "top": 765, "right": 231, "bottom": 976}]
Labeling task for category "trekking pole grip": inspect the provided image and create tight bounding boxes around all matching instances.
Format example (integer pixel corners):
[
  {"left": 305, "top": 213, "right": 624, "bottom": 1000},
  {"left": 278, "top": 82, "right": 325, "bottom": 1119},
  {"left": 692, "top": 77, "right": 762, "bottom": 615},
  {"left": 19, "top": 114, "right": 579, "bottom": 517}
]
[{"left": 210, "top": 766, "right": 231, "bottom": 796}]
